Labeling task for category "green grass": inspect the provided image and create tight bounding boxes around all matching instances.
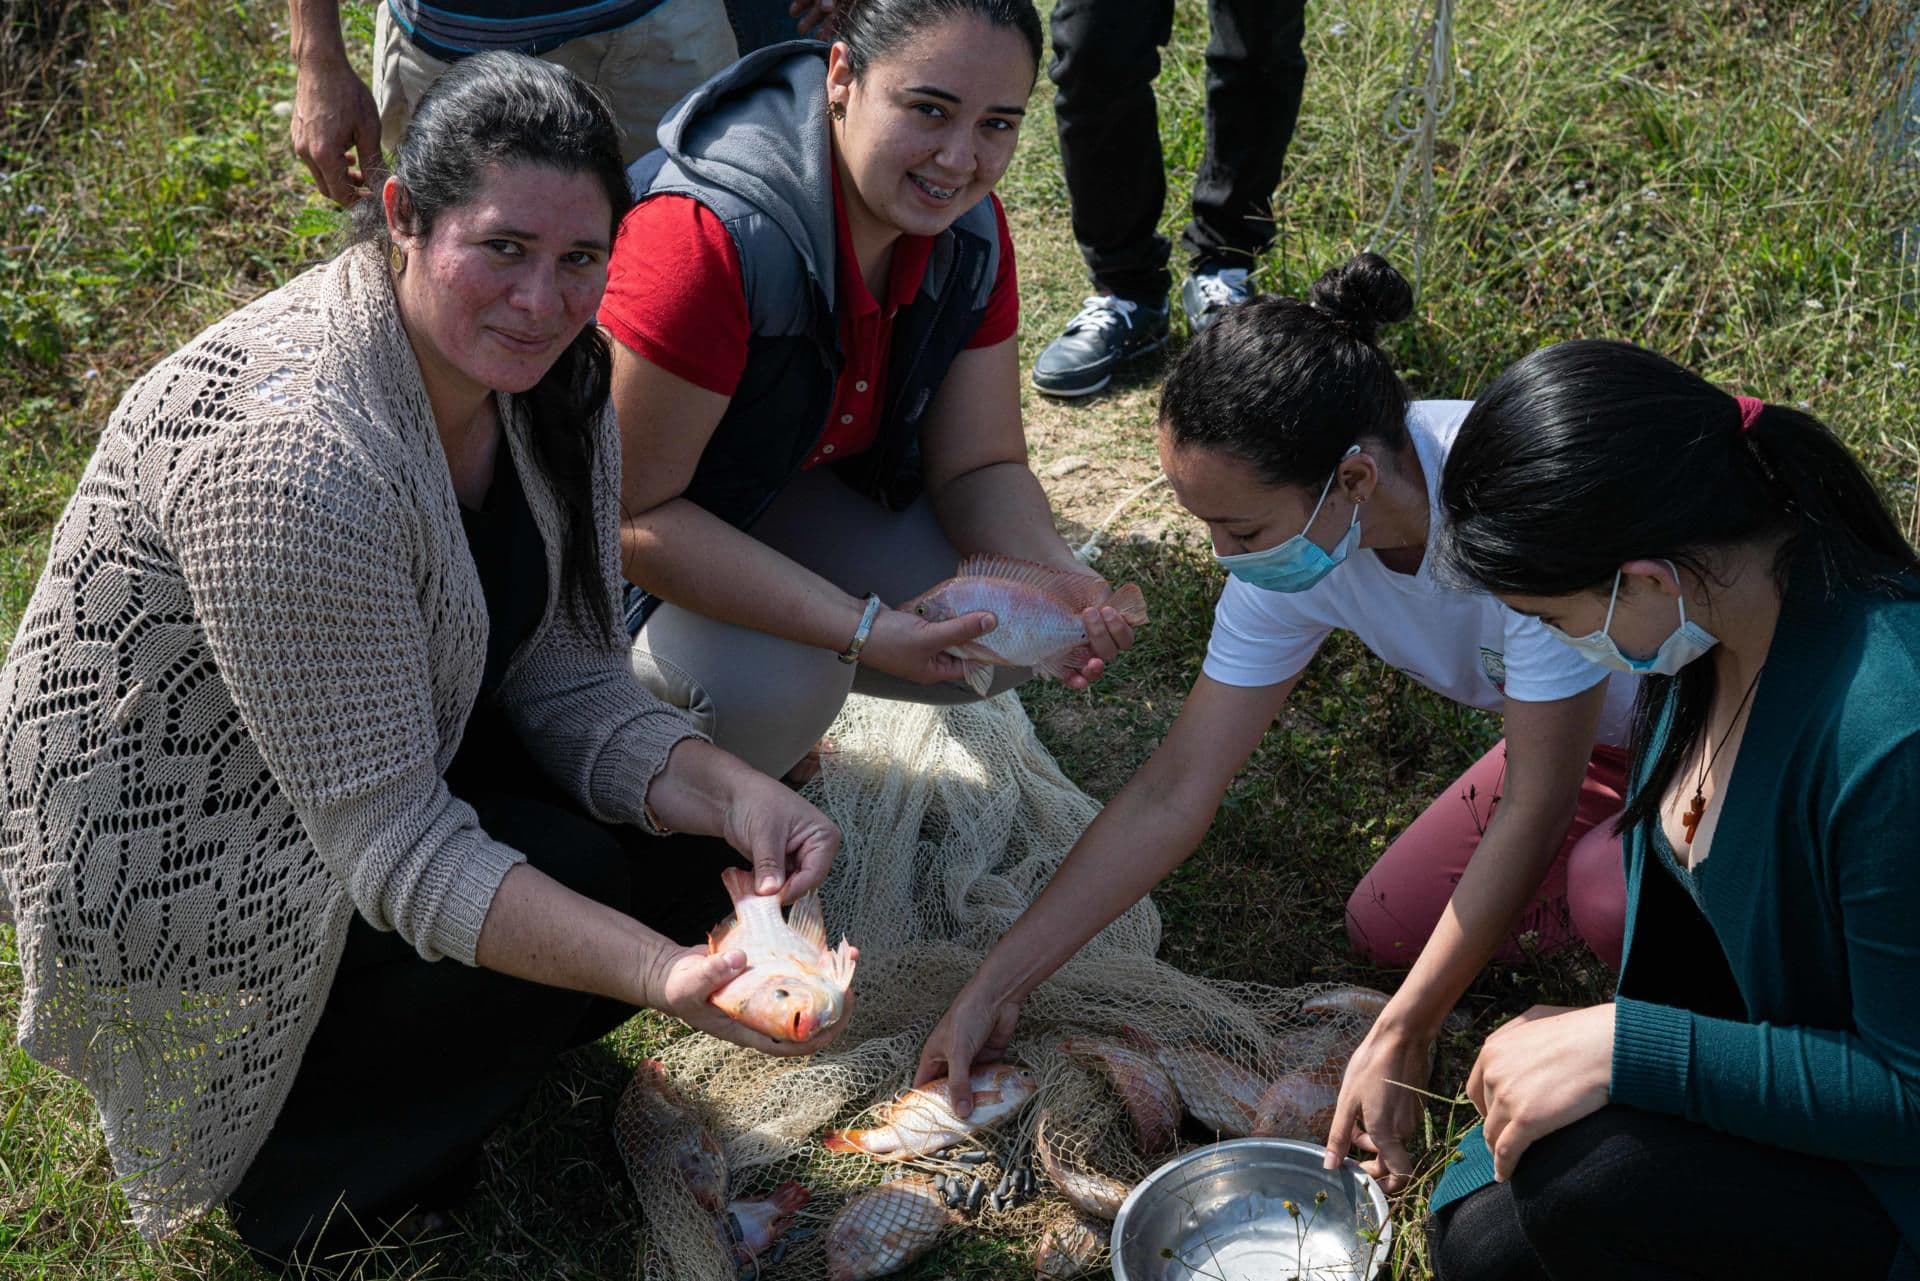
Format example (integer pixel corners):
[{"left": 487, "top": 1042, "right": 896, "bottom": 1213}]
[{"left": 3, "top": 0, "right": 1918, "bottom": 1277}]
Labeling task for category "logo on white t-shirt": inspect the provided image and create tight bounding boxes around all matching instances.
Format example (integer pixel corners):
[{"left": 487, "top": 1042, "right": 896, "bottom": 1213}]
[{"left": 1479, "top": 646, "right": 1508, "bottom": 693}]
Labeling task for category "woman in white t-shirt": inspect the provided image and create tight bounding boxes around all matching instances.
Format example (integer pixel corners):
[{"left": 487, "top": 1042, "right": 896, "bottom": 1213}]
[{"left": 915, "top": 253, "right": 1633, "bottom": 1193}]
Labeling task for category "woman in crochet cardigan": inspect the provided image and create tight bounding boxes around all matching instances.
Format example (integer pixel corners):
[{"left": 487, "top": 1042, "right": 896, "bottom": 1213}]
[{"left": 0, "top": 54, "right": 842, "bottom": 1266}]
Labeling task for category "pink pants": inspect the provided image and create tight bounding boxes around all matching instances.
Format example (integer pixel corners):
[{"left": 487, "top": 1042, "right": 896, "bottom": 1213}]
[{"left": 1344, "top": 742, "right": 1628, "bottom": 971}]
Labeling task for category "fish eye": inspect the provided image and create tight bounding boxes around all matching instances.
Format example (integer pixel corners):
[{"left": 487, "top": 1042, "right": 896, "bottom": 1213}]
[{"left": 773, "top": 988, "right": 789, "bottom": 1000}]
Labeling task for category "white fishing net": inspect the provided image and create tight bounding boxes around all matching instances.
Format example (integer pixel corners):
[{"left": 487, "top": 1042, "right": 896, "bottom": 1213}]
[{"left": 623, "top": 691, "right": 1383, "bottom": 1281}]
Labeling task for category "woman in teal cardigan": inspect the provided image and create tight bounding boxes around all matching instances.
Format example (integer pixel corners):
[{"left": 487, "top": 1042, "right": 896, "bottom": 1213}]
[{"left": 1403, "top": 339, "right": 1918, "bottom": 1279}]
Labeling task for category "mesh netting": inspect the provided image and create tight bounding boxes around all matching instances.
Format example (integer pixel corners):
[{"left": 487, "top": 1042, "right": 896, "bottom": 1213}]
[{"left": 621, "top": 692, "right": 1379, "bottom": 1281}]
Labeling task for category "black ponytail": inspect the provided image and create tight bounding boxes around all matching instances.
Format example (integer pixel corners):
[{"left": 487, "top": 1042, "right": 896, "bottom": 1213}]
[
  {"left": 1159, "top": 252, "right": 1415, "bottom": 487},
  {"left": 1438, "top": 339, "right": 1919, "bottom": 831},
  {"left": 353, "top": 52, "right": 632, "bottom": 643}
]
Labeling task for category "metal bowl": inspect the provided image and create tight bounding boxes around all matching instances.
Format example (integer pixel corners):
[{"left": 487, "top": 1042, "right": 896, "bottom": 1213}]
[{"left": 1110, "top": 1138, "right": 1392, "bottom": 1281}]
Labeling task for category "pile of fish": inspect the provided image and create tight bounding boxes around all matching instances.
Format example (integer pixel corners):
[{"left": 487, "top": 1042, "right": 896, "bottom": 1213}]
[
  {"left": 617, "top": 869, "right": 1391, "bottom": 1280},
  {"left": 614, "top": 1059, "right": 814, "bottom": 1274}
]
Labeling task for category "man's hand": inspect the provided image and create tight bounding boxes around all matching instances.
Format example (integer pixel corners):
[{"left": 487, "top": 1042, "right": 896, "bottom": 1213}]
[{"left": 292, "top": 48, "right": 382, "bottom": 204}]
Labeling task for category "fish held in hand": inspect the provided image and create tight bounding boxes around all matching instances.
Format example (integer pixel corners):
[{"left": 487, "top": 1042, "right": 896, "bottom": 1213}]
[
  {"left": 900, "top": 554, "right": 1149, "bottom": 695},
  {"left": 707, "top": 867, "right": 857, "bottom": 1043},
  {"left": 614, "top": 1059, "right": 729, "bottom": 1214},
  {"left": 824, "top": 1175, "right": 957, "bottom": 1281},
  {"left": 1060, "top": 1034, "right": 1180, "bottom": 1155},
  {"left": 823, "top": 1063, "right": 1037, "bottom": 1160}
]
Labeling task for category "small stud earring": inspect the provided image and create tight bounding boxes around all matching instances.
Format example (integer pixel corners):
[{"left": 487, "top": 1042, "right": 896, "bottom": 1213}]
[
  {"left": 829, "top": 100, "right": 846, "bottom": 122},
  {"left": 389, "top": 243, "right": 406, "bottom": 275}
]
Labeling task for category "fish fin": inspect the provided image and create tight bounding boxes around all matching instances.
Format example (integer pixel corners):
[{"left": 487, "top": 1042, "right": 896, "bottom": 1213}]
[
  {"left": 719, "top": 866, "right": 756, "bottom": 905},
  {"left": 1104, "top": 581, "right": 1150, "bottom": 628},
  {"left": 960, "top": 660, "right": 995, "bottom": 697},
  {"left": 1031, "top": 644, "right": 1094, "bottom": 685},
  {"left": 830, "top": 937, "right": 858, "bottom": 987},
  {"left": 786, "top": 893, "right": 828, "bottom": 949},
  {"left": 707, "top": 915, "right": 740, "bottom": 955},
  {"left": 953, "top": 554, "right": 1114, "bottom": 612},
  {"left": 769, "top": 1181, "right": 812, "bottom": 1213},
  {"left": 822, "top": 1130, "right": 866, "bottom": 1154}
]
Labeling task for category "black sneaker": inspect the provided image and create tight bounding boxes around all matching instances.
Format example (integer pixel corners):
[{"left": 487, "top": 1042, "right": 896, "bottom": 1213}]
[
  {"left": 1180, "top": 266, "right": 1252, "bottom": 334},
  {"left": 1030, "top": 294, "right": 1171, "bottom": 397}
]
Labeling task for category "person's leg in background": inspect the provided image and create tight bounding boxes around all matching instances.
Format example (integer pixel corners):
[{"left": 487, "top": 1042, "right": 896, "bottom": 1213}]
[
  {"left": 371, "top": 3, "right": 451, "bottom": 157},
  {"left": 1562, "top": 744, "right": 1627, "bottom": 970},
  {"left": 373, "top": 0, "right": 738, "bottom": 166},
  {"left": 1177, "top": 0, "right": 1308, "bottom": 333},
  {"left": 555, "top": 0, "right": 740, "bottom": 165},
  {"left": 1030, "top": 0, "right": 1177, "bottom": 397},
  {"left": 1344, "top": 741, "right": 1627, "bottom": 969}
]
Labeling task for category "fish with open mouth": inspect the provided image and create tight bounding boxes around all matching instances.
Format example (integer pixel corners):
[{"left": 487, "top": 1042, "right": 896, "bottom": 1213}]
[
  {"left": 707, "top": 867, "right": 858, "bottom": 1044},
  {"left": 899, "top": 555, "right": 1149, "bottom": 695},
  {"left": 823, "top": 1063, "right": 1037, "bottom": 1160}
]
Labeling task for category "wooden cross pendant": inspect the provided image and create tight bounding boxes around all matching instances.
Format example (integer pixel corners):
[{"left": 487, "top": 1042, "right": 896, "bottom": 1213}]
[{"left": 1681, "top": 791, "right": 1706, "bottom": 845}]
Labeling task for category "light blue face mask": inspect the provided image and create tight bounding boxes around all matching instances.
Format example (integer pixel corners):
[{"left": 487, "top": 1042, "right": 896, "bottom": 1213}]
[
  {"left": 1214, "top": 446, "right": 1362, "bottom": 593},
  {"left": 1543, "top": 559, "right": 1719, "bottom": 675}
]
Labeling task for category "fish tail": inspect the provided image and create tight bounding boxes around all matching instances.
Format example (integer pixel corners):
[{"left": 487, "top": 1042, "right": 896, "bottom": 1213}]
[
  {"left": 1104, "top": 582, "right": 1149, "bottom": 628},
  {"left": 822, "top": 1130, "right": 868, "bottom": 1154}
]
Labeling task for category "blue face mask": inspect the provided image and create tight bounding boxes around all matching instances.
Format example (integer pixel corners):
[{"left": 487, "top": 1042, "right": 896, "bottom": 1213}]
[
  {"left": 1215, "top": 447, "right": 1362, "bottom": 593},
  {"left": 1544, "top": 560, "right": 1719, "bottom": 675}
]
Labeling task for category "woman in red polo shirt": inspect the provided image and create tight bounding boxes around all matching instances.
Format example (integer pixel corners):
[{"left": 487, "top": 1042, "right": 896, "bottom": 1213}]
[{"left": 599, "top": 0, "right": 1136, "bottom": 781}]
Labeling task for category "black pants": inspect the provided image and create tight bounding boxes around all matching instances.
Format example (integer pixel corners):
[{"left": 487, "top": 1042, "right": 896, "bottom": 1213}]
[
  {"left": 1049, "top": 0, "right": 1309, "bottom": 300},
  {"left": 1430, "top": 1106, "right": 1900, "bottom": 1281},
  {"left": 227, "top": 708, "right": 737, "bottom": 1269}
]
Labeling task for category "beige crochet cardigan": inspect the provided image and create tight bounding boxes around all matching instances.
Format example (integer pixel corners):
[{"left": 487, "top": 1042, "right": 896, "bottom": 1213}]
[{"left": 0, "top": 243, "right": 702, "bottom": 1238}]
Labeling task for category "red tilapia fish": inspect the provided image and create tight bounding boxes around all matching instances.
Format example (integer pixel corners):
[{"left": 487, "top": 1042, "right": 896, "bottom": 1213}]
[
  {"left": 614, "top": 1059, "right": 729, "bottom": 1214},
  {"left": 1060, "top": 1035, "right": 1180, "bottom": 1155},
  {"left": 825, "top": 1175, "right": 957, "bottom": 1281},
  {"left": 1032, "top": 1108, "right": 1132, "bottom": 1221},
  {"left": 719, "top": 1181, "right": 811, "bottom": 1271},
  {"left": 900, "top": 555, "right": 1150, "bottom": 695},
  {"left": 1034, "top": 1211, "right": 1112, "bottom": 1279},
  {"left": 823, "top": 1063, "right": 1037, "bottom": 1160},
  {"left": 1122, "top": 1025, "right": 1266, "bottom": 1138},
  {"left": 708, "top": 867, "right": 858, "bottom": 1043}
]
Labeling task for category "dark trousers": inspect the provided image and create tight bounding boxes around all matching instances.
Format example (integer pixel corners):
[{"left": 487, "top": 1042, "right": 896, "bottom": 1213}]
[
  {"left": 1049, "top": 0, "right": 1308, "bottom": 300},
  {"left": 226, "top": 707, "right": 737, "bottom": 1268},
  {"left": 1430, "top": 1105, "right": 1899, "bottom": 1281}
]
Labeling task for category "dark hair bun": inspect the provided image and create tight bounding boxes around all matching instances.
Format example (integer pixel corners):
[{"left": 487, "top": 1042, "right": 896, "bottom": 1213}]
[{"left": 1307, "top": 252, "right": 1413, "bottom": 344}]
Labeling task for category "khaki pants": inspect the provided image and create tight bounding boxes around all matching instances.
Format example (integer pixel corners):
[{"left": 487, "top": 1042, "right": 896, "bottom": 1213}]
[
  {"left": 372, "top": 0, "right": 738, "bottom": 165},
  {"left": 631, "top": 469, "right": 1030, "bottom": 780}
]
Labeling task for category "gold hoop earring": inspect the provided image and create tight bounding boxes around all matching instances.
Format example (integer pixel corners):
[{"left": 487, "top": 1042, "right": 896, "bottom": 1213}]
[{"left": 389, "top": 243, "right": 406, "bottom": 275}]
